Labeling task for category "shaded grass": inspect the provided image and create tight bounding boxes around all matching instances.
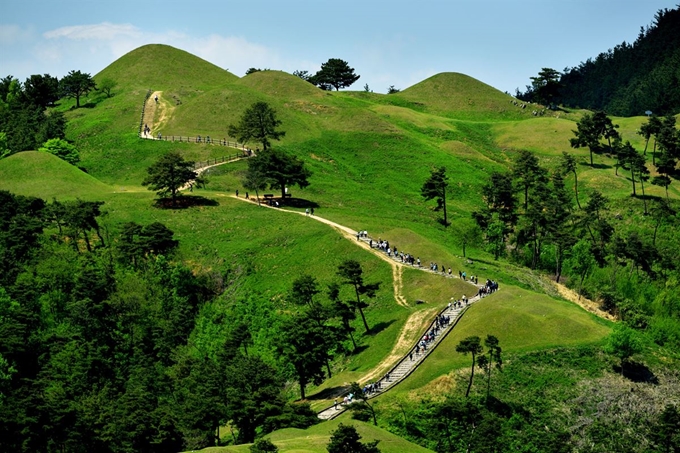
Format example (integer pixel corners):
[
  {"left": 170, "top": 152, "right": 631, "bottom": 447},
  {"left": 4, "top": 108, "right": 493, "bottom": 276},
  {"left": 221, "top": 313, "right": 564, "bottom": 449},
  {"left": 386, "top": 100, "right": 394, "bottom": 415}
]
[{"left": 196, "top": 418, "right": 433, "bottom": 453}]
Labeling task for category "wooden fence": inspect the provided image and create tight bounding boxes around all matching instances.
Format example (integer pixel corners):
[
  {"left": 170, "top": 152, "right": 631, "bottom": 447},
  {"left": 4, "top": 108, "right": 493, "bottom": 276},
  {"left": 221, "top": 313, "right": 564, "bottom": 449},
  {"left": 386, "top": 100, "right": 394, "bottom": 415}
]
[{"left": 193, "top": 151, "right": 252, "bottom": 170}]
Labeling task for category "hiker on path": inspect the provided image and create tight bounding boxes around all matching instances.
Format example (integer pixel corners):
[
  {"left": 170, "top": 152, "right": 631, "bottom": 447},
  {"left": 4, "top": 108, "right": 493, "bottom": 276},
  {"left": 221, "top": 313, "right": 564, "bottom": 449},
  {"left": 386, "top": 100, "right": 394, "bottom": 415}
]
[
  {"left": 235, "top": 189, "right": 239, "bottom": 197},
  {"left": 305, "top": 208, "right": 309, "bottom": 216}
]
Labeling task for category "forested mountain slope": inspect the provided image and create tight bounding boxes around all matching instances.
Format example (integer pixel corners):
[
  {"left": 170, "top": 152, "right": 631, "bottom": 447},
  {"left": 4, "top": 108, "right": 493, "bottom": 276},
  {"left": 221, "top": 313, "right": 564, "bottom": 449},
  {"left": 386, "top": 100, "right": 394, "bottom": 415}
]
[{"left": 559, "top": 6, "right": 680, "bottom": 116}]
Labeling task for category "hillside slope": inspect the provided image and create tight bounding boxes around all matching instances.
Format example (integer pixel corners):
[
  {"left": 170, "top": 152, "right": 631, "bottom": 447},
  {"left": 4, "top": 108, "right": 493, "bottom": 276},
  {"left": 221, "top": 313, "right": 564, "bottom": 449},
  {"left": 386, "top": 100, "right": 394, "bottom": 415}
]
[
  {"left": 0, "top": 151, "right": 111, "bottom": 199},
  {"left": 96, "top": 43, "right": 238, "bottom": 90}
]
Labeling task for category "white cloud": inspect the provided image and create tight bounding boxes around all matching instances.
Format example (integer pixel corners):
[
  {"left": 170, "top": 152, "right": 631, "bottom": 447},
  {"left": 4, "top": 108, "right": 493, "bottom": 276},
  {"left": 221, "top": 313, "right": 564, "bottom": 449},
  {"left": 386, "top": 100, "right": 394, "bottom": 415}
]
[
  {"left": 35, "top": 22, "right": 285, "bottom": 78},
  {"left": 44, "top": 22, "right": 141, "bottom": 41}
]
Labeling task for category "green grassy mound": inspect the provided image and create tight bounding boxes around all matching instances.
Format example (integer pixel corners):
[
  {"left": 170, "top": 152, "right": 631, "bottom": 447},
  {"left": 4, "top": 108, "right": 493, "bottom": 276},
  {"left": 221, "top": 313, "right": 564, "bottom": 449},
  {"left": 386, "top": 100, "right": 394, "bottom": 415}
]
[
  {"left": 235, "top": 70, "right": 324, "bottom": 99},
  {"left": 97, "top": 43, "right": 238, "bottom": 90},
  {"left": 386, "top": 284, "right": 612, "bottom": 394},
  {"left": 0, "top": 151, "right": 111, "bottom": 199},
  {"left": 395, "top": 72, "right": 527, "bottom": 121},
  {"left": 195, "top": 418, "right": 433, "bottom": 453}
]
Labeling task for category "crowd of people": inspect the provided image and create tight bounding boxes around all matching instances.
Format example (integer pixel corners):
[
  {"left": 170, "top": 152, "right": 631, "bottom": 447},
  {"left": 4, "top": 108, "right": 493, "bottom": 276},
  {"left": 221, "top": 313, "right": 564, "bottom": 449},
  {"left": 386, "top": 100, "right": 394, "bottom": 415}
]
[{"left": 325, "top": 230, "right": 502, "bottom": 416}]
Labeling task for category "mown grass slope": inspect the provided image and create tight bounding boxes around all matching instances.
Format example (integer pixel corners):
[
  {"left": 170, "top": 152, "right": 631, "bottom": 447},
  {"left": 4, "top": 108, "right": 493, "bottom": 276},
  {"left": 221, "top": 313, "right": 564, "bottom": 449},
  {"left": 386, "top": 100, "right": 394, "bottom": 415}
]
[
  {"left": 195, "top": 418, "right": 433, "bottom": 453},
  {"left": 0, "top": 151, "right": 112, "bottom": 199},
  {"left": 384, "top": 284, "right": 612, "bottom": 395}
]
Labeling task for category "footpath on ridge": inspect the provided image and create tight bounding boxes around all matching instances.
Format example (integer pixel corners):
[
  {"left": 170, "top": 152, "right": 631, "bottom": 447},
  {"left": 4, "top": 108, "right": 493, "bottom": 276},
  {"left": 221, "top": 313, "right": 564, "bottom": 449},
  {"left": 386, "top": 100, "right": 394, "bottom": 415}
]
[
  {"left": 228, "top": 196, "right": 497, "bottom": 421},
  {"left": 140, "top": 93, "right": 498, "bottom": 420}
]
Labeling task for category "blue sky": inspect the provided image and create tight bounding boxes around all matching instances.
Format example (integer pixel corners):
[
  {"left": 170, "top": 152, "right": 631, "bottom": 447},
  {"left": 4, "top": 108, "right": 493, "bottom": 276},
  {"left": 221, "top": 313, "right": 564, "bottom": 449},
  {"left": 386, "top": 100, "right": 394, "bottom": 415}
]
[{"left": 2, "top": 0, "right": 678, "bottom": 94}]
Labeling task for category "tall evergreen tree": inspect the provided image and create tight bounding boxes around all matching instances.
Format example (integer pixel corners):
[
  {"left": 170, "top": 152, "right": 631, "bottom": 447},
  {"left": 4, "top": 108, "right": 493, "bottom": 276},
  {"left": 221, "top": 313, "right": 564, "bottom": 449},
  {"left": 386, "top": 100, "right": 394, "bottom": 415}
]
[
  {"left": 228, "top": 102, "right": 285, "bottom": 151},
  {"left": 336, "top": 260, "right": 380, "bottom": 333},
  {"left": 420, "top": 166, "right": 450, "bottom": 226}
]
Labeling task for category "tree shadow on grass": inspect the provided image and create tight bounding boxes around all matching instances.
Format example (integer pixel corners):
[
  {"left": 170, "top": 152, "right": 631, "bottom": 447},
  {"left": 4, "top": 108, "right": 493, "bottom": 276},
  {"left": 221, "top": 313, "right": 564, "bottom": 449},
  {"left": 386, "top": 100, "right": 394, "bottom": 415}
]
[
  {"left": 614, "top": 361, "right": 659, "bottom": 384},
  {"left": 363, "top": 319, "right": 395, "bottom": 337},
  {"left": 154, "top": 195, "right": 220, "bottom": 209},
  {"left": 307, "top": 385, "right": 351, "bottom": 401},
  {"left": 283, "top": 197, "right": 320, "bottom": 209},
  {"left": 579, "top": 162, "right": 612, "bottom": 170},
  {"left": 350, "top": 345, "right": 369, "bottom": 355}
]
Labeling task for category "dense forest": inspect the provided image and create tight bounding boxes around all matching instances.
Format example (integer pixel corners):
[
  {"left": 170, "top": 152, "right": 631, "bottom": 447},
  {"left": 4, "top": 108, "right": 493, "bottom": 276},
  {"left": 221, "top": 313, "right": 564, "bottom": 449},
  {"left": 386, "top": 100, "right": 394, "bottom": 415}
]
[{"left": 519, "top": 7, "right": 680, "bottom": 117}]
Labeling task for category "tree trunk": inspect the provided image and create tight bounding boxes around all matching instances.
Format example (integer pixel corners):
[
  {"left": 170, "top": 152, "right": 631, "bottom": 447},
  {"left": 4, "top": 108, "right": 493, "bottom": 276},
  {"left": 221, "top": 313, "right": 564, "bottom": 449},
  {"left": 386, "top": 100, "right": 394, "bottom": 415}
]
[
  {"left": 442, "top": 188, "right": 448, "bottom": 226},
  {"left": 82, "top": 230, "right": 92, "bottom": 252},
  {"left": 462, "top": 241, "right": 466, "bottom": 258},
  {"left": 300, "top": 379, "right": 306, "bottom": 400},
  {"left": 354, "top": 286, "right": 370, "bottom": 332},
  {"left": 349, "top": 329, "right": 357, "bottom": 350},
  {"left": 325, "top": 359, "right": 332, "bottom": 379},
  {"left": 573, "top": 170, "right": 582, "bottom": 209},
  {"left": 590, "top": 149, "right": 594, "bottom": 167},
  {"left": 465, "top": 355, "right": 476, "bottom": 398},
  {"left": 640, "top": 178, "right": 648, "bottom": 215},
  {"left": 652, "top": 139, "right": 657, "bottom": 165},
  {"left": 643, "top": 137, "right": 649, "bottom": 155},
  {"left": 486, "top": 353, "right": 493, "bottom": 401},
  {"left": 630, "top": 167, "right": 636, "bottom": 196},
  {"left": 578, "top": 273, "right": 586, "bottom": 300},
  {"left": 358, "top": 306, "right": 369, "bottom": 333}
]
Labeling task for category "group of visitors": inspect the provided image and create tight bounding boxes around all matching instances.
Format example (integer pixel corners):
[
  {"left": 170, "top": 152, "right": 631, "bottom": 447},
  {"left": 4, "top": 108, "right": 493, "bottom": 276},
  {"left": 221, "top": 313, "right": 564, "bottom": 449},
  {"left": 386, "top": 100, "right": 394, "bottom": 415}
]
[
  {"left": 358, "top": 232, "right": 485, "bottom": 286},
  {"left": 477, "top": 279, "right": 499, "bottom": 296},
  {"left": 361, "top": 381, "right": 382, "bottom": 396}
]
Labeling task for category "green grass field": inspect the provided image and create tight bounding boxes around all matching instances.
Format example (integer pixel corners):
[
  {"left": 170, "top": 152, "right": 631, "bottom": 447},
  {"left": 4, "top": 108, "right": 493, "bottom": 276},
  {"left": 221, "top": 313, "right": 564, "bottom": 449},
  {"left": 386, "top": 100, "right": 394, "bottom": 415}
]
[
  {"left": 195, "top": 418, "right": 433, "bottom": 453},
  {"left": 1, "top": 43, "right": 675, "bottom": 449},
  {"left": 382, "top": 284, "right": 612, "bottom": 396}
]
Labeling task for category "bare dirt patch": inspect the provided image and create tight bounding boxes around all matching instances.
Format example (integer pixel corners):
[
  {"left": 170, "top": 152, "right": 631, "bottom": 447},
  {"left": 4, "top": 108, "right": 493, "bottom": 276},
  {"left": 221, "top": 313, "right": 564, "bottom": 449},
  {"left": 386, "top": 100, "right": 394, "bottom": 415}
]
[{"left": 552, "top": 281, "right": 616, "bottom": 322}]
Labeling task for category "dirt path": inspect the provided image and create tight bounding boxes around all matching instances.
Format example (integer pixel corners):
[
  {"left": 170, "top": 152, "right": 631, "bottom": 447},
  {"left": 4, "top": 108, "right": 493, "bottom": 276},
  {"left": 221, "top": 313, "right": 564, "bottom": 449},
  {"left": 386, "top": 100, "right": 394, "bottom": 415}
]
[
  {"left": 551, "top": 281, "right": 616, "bottom": 321},
  {"left": 358, "top": 306, "right": 439, "bottom": 383},
  {"left": 243, "top": 201, "right": 411, "bottom": 308}
]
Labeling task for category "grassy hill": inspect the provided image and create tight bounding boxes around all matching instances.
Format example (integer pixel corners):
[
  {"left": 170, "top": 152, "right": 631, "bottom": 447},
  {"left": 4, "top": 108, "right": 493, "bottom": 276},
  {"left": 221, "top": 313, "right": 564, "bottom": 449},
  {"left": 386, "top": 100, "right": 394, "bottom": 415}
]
[
  {"left": 97, "top": 44, "right": 238, "bottom": 90},
  {"left": 395, "top": 72, "right": 528, "bottom": 121},
  {"left": 2, "top": 43, "right": 678, "bottom": 452},
  {"left": 0, "top": 151, "right": 112, "bottom": 199}
]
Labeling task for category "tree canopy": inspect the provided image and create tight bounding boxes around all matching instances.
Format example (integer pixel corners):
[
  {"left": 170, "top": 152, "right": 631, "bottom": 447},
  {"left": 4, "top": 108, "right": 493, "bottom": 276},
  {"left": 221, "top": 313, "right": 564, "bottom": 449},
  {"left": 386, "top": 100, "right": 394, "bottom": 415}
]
[
  {"left": 59, "top": 70, "right": 96, "bottom": 108},
  {"left": 38, "top": 138, "right": 80, "bottom": 165},
  {"left": 228, "top": 101, "right": 285, "bottom": 150},
  {"left": 326, "top": 423, "right": 381, "bottom": 453},
  {"left": 313, "top": 58, "right": 360, "bottom": 91},
  {"left": 141, "top": 151, "right": 198, "bottom": 206},
  {"left": 245, "top": 148, "right": 311, "bottom": 201},
  {"left": 421, "top": 166, "right": 450, "bottom": 226}
]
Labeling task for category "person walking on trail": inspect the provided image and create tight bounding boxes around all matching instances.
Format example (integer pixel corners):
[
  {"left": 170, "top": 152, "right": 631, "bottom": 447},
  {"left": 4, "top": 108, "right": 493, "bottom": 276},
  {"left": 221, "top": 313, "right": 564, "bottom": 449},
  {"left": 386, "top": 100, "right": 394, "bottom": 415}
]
[
  {"left": 334, "top": 399, "right": 338, "bottom": 410},
  {"left": 154, "top": 94, "right": 158, "bottom": 103},
  {"left": 311, "top": 207, "right": 314, "bottom": 216},
  {"left": 235, "top": 189, "right": 239, "bottom": 197},
  {"left": 305, "top": 208, "right": 309, "bottom": 216}
]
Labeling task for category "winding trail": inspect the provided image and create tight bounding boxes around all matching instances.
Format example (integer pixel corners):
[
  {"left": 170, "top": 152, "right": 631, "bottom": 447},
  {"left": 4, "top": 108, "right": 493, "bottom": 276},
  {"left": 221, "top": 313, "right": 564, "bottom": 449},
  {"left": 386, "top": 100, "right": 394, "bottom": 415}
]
[
  {"left": 142, "top": 92, "right": 495, "bottom": 420},
  {"left": 226, "top": 195, "right": 493, "bottom": 420}
]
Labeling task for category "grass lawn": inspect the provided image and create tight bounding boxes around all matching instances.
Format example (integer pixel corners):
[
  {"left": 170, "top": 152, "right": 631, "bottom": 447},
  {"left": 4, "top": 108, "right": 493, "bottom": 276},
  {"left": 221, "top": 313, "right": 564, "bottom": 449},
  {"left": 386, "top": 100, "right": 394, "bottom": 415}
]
[
  {"left": 195, "top": 418, "right": 433, "bottom": 453},
  {"left": 382, "top": 284, "right": 612, "bottom": 395}
]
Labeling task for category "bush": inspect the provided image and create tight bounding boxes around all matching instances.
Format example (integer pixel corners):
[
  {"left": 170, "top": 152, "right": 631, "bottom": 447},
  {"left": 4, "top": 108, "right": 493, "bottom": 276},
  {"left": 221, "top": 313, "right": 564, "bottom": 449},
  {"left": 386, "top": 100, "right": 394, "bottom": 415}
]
[
  {"left": 38, "top": 138, "right": 79, "bottom": 165},
  {"left": 250, "top": 438, "right": 278, "bottom": 453}
]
